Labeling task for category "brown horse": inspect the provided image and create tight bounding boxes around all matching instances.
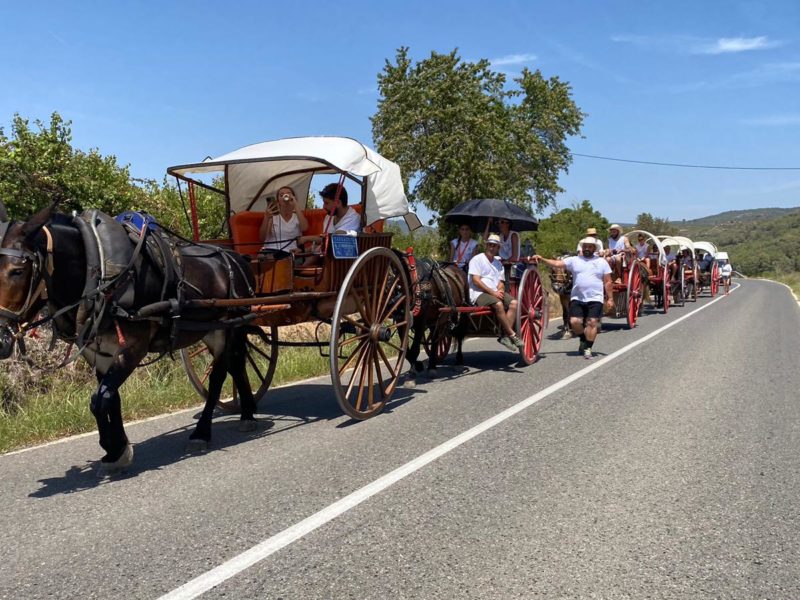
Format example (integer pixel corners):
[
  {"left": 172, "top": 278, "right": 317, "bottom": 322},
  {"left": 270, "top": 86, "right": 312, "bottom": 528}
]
[
  {"left": 547, "top": 256, "right": 573, "bottom": 338},
  {"left": 0, "top": 201, "right": 260, "bottom": 474},
  {"left": 404, "top": 258, "right": 468, "bottom": 383}
]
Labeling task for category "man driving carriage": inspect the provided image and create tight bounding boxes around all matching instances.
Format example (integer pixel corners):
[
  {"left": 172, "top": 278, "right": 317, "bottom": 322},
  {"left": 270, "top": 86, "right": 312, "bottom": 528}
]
[
  {"left": 603, "top": 224, "right": 633, "bottom": 283},
  {"left": 468, "top": 233, "right": 524, "bottom": 351}
]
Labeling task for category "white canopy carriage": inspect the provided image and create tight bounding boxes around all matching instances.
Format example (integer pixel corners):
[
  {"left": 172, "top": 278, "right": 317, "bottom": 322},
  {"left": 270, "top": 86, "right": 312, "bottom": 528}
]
[
  {"left": 658, "top": 235, "right": 699, "bottom": 305},
  {"left": 168, "top": 137, "right": 423, "bottom": 421},
  {"left": 694, "top": 241, "right": 721, "bottom": 296},
  {"left": 624, "top": 230, "right": 673, "bottom": 314}
]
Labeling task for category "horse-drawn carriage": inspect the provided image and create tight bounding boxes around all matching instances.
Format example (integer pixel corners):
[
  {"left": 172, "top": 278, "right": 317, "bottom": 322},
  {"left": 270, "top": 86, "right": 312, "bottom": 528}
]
[
  {"left": 694, "top": 241, "right": 720, "bottom": 297},
  {"left": 658, "top": 235, "right": 699, "bottom": 307},
  {"left": 418, "top": 200, "right": 548, "bottom": 367},
  {"left": 168, "top": 137, "right": 421, "bottom": 420},
  {"left": 624, "top": 230, "right": 672, "bottom": 314}
]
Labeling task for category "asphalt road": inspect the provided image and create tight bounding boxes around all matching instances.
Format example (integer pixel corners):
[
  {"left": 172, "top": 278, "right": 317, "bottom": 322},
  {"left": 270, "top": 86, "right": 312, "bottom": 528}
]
[{"left": 1, "top": 279, "right": 799, "bottom": 599}]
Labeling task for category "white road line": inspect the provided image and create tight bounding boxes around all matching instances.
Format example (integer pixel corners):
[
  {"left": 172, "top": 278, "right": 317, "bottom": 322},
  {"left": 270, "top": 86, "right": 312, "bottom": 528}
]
[{"left": 159, "top": 284, "right": 739, "bottom": 600}]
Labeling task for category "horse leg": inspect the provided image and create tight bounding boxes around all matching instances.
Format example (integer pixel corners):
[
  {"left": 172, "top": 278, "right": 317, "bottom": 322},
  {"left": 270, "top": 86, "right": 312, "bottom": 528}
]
[
  {"left": 227, "top": 328, "right": 258, "bottom": 432},
  {"left": 91, "top": 365, "right": 136, "bottom": 473},
  {"left": 560, "top": 297, "right": 572, "bottom": 339},
  {"left": 403, "top": 322, "right": 424, "bottom": 388},
  {"left": 454, "top": 317, "right": 466, "bottom": 365},
  {"left": 187, "top": 355, "right": 227, "bottom": 452}
]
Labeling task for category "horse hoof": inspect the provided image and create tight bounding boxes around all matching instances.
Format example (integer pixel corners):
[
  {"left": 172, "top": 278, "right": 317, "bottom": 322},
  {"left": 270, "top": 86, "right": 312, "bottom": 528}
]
[
  {"left": 427, "top": 368, "right": 438, "bottom": 378},
  {"left": 98, "top": 444, "right": 133, "bottom": 476},
  {"left": 561, "top": 331, "right": 572, "bottom": 339},
  {"left": 403, "top": 377, "right": 417, "bottom": 388},
  {"left": 238, "top": 419, "right": 258, "bottom": 433},
  {"left": 186, "top": 438, "right": 208, "bottom": 453}
]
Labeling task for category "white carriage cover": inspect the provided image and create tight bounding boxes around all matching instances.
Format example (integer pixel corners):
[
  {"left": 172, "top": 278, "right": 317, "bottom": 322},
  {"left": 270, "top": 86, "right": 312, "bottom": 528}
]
[
  {"left": 625, "top": 230, "right": 668, "bottom": 265},
  {"left": 168, "top": 136, "right": 420, "bottom": 229},
  {"left": 694, "top": 241, "right": 718, "bottom": 257}
]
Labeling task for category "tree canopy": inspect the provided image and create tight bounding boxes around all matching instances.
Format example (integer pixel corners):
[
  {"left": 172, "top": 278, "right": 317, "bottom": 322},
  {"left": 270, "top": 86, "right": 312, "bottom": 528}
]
[
  {"left": 533, "top": 200, "right": 610, "bottom": 258},
  {"left": 371, "top": 48, "right": 584, "bottom": 225},
  {"left": 634, "top": 212, "right": 679, "bottom": 236}
]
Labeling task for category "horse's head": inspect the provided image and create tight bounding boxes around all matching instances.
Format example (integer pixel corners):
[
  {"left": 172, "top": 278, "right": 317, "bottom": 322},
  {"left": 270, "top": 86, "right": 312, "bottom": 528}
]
[
  {"left": 548, "top": 255, "right": 573, "bottom": 296},
  {"left": 0, "top": 201, "right": 56, "bottom": 357}
]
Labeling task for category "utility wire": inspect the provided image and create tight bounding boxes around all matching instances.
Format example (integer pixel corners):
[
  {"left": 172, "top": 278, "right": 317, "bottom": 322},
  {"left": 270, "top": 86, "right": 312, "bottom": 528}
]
[{"left": 573, "top": 152, "right": 800, "bottom": 171}]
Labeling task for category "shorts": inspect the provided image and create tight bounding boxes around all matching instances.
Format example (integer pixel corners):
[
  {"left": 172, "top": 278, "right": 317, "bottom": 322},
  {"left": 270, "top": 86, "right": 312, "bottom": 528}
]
[
  {"left": 568, "top": 300, "right": 603, "bottom": 320},
  {"left": 475, "top": 292, "right": 513, "bottom": 309}
]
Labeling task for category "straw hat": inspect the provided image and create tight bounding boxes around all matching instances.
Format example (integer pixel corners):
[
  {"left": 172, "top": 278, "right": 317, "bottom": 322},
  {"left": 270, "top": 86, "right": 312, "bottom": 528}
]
[
  {"left": 486, "top": 233, "right": 502, "bottom": 246},
  {"left": 608, "top": 224, "right": 623, "bottom": 233},
  {"left": 578, "top": 236, "right": 599, "bottom": 248}
]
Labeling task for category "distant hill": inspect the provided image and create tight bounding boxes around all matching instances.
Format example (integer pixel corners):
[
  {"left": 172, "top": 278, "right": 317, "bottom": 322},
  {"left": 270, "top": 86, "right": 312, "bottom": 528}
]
[
  {"left": 672, "top": 207, "right": 800, "bottom": 275},
  {"left": 673, "top": 207, "right": 800, "bottom": 229}
]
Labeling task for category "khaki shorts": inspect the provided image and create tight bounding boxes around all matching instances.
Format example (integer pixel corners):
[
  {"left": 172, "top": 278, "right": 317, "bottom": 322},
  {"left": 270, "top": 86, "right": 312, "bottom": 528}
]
[{"left": 475, "top": 292, "right": 513, "bottom": 309}]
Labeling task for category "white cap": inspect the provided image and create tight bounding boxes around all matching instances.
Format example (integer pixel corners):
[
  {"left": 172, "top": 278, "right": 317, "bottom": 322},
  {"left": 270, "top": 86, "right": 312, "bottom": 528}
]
[{"left": 579, "top": 236, "right": 599, "bottom": 248}]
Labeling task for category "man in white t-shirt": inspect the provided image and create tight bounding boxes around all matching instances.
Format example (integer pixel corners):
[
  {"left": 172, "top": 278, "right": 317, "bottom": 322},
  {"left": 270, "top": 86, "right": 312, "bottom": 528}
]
[
  {"left": 468, "top": 233, "right": 523, "bottom": 351},
  {"left": 297, "top": 183, "right": 362, "bottom": 264},
  {"left": 719, "top": 260, "right": 733, "bottom": 295},
  {"left": 603, "top": 224, "right": 632, "bottom": 283},
  {"left": 533, "top": 237, "right": 613, "bottom": 359}
]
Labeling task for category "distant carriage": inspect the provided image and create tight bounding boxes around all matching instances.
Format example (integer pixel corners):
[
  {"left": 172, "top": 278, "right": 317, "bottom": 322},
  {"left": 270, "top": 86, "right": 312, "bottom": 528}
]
[{"left": 694, "top": 241, "right": 720, "bottom": 297}]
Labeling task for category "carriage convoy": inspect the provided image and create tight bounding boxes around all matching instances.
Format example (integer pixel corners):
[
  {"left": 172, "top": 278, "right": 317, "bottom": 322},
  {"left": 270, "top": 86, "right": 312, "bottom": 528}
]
[{"left": 2, "top": 136, "right": 729, "bottom": 427}]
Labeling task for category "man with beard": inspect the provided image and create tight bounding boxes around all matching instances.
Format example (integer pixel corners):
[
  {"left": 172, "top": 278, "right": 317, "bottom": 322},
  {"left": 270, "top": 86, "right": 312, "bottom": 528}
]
[
  {"left": 603, "top": 224, "right": 632, "bottom": 283},
  {"left": 533, "top": 237, "right": 613, "bottom": 359}
]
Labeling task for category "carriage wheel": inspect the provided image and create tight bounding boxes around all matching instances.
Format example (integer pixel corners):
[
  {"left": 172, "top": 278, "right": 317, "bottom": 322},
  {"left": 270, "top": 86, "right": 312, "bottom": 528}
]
[
  {"left": 710, "top": 263, "right": 720, "bottom": 296},
  {"left": 515, "top": 266, "right": 546, "bottom": 365},
  {"left": 626, "top": 262, "right": 644, "bottom": 329},
  {"left": 180, "top": 325, "right": 279, "bottom": 413},
  {"left": 423, "top": 325, "right": 453, "bottom": 363},
  {"left": 330, "top": 247, "right": 411, "bottom": 420},
  {"left": 689, "top": 267, "right": 698, "bottom": 302},
  {"left": 676, "top": 268, "right": 686, "bottom": 307}
]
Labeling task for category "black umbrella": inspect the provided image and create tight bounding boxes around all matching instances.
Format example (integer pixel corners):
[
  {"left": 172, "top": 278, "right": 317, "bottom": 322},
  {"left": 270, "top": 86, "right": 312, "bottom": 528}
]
[{"left": 443, "top": 198, "right": 539, "bottom": 232}]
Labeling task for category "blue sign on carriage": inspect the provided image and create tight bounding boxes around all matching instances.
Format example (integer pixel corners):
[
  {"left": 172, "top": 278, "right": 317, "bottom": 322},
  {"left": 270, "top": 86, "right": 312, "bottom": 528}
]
[{"left": 331, "top": 234, "right": 359, "bottom": 259}]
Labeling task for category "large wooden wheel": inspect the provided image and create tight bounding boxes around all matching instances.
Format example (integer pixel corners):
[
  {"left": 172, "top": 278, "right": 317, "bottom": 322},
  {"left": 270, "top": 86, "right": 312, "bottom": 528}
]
[
  {"left": 423, "top": 322, "right": 453, "bottom": 363},
  {"left": 515, "top": 266, "right": 547, "bottom": 365},
  {"left": 626, "top": 262, "right": 644, "bottom": 329},
  {"left": 710, "top": 262, "right": 720, "bottom": 296},
  {"left": 330, "top": 247, "right": 411, "bottom": 420},
  {"left": 180, "top": 325, "right": 279, "bottom": 413}
]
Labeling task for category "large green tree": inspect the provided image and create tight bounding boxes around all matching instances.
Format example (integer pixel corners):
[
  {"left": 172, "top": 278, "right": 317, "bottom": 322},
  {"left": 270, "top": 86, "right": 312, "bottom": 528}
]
[
  {"left": 371, "top": 47, "right": 584, "bottom": 226},
  {"left": 533, "top": 200, "right": 610, "bottom": 258},
  {"left": 634, "top": 212, "right": 679, "bottom": 236}
]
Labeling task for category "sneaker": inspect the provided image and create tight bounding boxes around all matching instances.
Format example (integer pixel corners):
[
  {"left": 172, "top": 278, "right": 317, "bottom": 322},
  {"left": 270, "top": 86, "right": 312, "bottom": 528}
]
[
  {"left": 498, "top": 336, "right": 516, "bottom": 351},
  {"left": 578, "top": 339, "right": 587, "bottom": 353},
  {"left": 583, "top": 348, "right": 594, "bottom": 360},
  {"left": 509, "top": 335, "right": 524, "bottom": 349}
]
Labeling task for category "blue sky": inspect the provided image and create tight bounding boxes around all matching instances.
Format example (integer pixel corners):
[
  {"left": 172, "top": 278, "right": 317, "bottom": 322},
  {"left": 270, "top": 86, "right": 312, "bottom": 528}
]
[{"left": 1, "top": 0, "right": 799, "bottom": 223}]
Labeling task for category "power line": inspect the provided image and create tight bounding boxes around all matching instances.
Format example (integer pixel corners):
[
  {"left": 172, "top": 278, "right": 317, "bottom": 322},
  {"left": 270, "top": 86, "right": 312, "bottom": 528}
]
[{"left": 573, "top": 153, "right": 800, "bottom": 171}]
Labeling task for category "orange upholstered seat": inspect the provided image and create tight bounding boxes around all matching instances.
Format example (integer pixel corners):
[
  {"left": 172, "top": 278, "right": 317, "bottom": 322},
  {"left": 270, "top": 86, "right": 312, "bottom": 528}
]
[{"left": 230, "top": 205, "right": 381, "bottom": 257}]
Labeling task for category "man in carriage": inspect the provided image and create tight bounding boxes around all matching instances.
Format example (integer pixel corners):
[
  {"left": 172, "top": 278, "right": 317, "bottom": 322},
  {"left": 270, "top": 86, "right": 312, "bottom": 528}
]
[
  {"left": 603, "top": 224, "right": 633, "bottom": 283},
  {"left": 467, "top": 233, "right": 524, "bottom": 351}
]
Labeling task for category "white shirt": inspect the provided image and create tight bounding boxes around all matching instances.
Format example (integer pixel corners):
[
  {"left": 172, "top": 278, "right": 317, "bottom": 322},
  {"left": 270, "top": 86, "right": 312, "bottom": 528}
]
[
  {"left": 323, "top": 207, "right": 361, "bottom": 234},
  {"left": 607, "top": 235, "right": 627, "bottom": 253},
  {"left": 450, "top": 238, "right": 478, "bottom": 268},
  {"left": 720, "top": 263, "right": 732, "bottom": 277},
  {"left": 635, "top": 242, "right": 648, "bottom": 259},
  {"left": 499, "top": 231, "right": 519, "bottom": 261},
  {"left": 468, "top": 252, "right": 504, "bottom": 303},
  {"left": 262, "top": 212, "right": 301, "bottom": 252},
  {"left": 563, "top": 255, "right": 611, "bottom": 303}
]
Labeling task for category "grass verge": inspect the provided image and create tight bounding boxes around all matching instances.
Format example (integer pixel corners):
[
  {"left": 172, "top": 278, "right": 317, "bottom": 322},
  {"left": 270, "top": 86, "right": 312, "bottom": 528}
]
[{"left": 0, "top": 345, "right": 332, "bottom": 455}]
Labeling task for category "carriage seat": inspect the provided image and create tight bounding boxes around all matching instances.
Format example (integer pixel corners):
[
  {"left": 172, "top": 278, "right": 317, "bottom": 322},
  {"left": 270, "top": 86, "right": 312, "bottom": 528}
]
[{"left": 230, "top": 205, "right": 382, "bottom": 257}]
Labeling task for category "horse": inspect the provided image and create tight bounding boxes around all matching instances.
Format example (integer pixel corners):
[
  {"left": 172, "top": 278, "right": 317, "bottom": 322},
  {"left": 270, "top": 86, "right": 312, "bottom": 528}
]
[
  {"left": 404, "top": 258, "right": 468, "bottom": 384},
  {"left": 0, "top": 201, "right": 261, "bottom": 474},
  {"left": 547, "top": 257, "right": 573, "bottom": 338}
]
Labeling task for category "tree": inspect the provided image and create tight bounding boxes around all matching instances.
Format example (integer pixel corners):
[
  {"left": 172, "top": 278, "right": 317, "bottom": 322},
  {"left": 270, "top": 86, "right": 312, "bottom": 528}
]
[
  {"left": 533, "top": 200, "right": 610, "bottom": 258},
  {"left": 371, "top": 48, "right": 584, "bottom": 229},
  {"left": 0, "top": 112, "right": 149, "bottom": 218},
  {"left": 634, "top": 212, "right": 678, "bottom": 236}
]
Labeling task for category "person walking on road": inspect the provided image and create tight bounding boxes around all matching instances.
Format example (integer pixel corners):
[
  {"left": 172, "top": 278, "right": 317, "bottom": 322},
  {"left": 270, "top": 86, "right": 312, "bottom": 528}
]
[
  {"left": 720, "top": 259, "right": 733, "bottom": 295},
  {"left": 468, "top": 233, "right": 524, "bottom": 352},
  {"left": 533, "top": 237, "right": 613, "bottom": 359}
]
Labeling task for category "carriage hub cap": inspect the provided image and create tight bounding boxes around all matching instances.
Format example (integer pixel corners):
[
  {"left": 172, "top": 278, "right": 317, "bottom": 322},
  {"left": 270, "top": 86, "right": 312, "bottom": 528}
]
[{"left": 370, "top": 324, "right": 393, "bottom": 342}]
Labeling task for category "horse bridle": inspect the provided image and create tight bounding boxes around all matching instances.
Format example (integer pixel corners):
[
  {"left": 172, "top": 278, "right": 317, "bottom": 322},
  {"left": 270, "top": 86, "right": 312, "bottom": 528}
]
[{"left": 0, "top": 221, "right": 54, "bottom": 324}]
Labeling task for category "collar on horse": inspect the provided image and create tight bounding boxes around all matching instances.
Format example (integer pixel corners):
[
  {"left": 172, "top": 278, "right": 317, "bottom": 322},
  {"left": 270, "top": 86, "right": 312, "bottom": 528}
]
[{"left": 0, "top": 221, "right": 54, "bottom": 323}]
